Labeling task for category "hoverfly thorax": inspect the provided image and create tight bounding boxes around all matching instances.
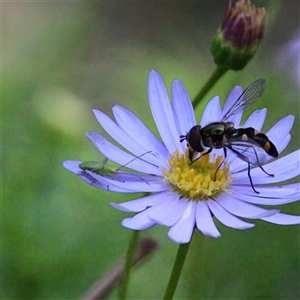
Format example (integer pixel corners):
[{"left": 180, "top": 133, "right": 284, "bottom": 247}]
[
  {"left": 201, "top": 122, "right": 237, "bottom": 149},
  {"left": 201, "top": 122, "right": 226, "bottom": 149}
]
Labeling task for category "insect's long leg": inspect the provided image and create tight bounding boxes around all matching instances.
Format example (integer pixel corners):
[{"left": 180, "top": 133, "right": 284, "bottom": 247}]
[
  {"left": 134, "top": 175, "right": 150, "bottom": 186},
  {"left": 246, "top": 161, "right": 259, "bottom": 194},
  {"left": 243, "top": 144, "right": 274, "bottom": 177},
  {"left": 114, "top": 150, "right": 154, "bottom": 186},
  {"left": 252, "top": 147, "right": 274, "bottom": 177},
  {"left": 190, "top": 148, "right": 212, "bottom": 166},
  {"left": 116, "top": 150, "right": 153, "bottom": 171},
  {"left": 214, "top": 147, "right": 227, "bottom": 180},
  {"left": 78, "top": 171, "right": 97, "bottom": 186},
  {"left": 225, "top": 145, "right": 260, "bottom": 193},
  {"left": 258, "top": 165, "right": 274, "bottom": 177}
]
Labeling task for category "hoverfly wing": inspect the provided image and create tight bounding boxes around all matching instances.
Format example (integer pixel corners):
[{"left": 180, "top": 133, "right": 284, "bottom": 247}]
[
  {"left": 222, "top": 79, "right": 266, "bottom": 122},
  {"left": 225, "top": 140, "right": 269, "bottom": 167}
]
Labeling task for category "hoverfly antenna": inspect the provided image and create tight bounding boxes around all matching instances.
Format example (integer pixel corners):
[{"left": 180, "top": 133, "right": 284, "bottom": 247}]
[{"left": 180, "top": 135, "right": 187, "bottom": 143}]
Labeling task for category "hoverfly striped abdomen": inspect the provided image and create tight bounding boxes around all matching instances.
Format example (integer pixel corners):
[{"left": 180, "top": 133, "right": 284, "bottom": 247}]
[{"left": 236, "top": 127, "right": 278, "bottom": 157}]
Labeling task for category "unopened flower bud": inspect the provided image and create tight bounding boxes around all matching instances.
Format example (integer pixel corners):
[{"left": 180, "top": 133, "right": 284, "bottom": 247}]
[{"left": 211, "top": 0, "right": 267, "bottom": 70}]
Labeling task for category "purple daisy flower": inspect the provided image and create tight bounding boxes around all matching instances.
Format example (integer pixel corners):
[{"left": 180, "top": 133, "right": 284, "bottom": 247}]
[{"left": 63, "top": 70, "right": 300, "bottom": 244}]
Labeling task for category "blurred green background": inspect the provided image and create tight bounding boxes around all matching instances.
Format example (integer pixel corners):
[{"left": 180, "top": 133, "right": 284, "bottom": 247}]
[{"left": 3, "top": 1, "right": 300, "bottom": 299}]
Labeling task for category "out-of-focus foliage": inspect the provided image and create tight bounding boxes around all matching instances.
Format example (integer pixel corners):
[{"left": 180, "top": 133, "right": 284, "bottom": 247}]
[{"left": 3, "top": 1, "right": 299, "bottom": 299}]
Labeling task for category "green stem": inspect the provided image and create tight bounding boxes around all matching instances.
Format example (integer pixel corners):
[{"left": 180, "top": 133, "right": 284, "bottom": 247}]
[
  {"left": 119, "top": 230, "right": 140, "bottom": 300},
  {"left": 163, "top": 242, "right": 191, "bottom": 300},
  {"left": 192, "top": 65, "right": 229, "bottom": 109}
]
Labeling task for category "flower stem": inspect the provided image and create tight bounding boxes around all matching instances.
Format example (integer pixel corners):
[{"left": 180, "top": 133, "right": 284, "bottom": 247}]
[
  {"left": 163, "top": 242, "right": 191, "bottom": 300},
  {"left": 119, "top": 230, "right": 140, "bottom": 300},
  {"left": 192, "top": 65, "right": 229, "bottom": 109},
  {"left": 82, "top": 237, "right": 158, "bottom": 300}
]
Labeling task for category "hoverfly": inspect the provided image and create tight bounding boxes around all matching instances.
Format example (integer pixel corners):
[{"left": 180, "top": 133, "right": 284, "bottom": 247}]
[{"left": 180, "top": 79, "right": 278, "bottom": 194}]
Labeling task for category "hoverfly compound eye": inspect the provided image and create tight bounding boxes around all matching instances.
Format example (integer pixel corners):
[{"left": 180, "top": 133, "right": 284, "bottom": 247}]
[{"left": 186, "top": 125, "right": 204, "bottom": 153}]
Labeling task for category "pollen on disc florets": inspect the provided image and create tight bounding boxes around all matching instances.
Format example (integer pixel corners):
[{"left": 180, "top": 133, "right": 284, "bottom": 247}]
[{"left": 163, "top": 148, "right": 232, "bottom": 200}]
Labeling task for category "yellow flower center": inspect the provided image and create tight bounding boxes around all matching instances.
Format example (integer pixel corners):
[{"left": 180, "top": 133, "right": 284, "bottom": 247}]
[{"left": 163, "top": 148, "right": 232, "bottom": 200}]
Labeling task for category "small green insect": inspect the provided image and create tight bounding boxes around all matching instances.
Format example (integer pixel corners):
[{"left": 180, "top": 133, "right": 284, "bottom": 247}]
[
  {"left": 79, "top": 150, "right": 153, "bottom": 175},
  {"left": 79, "top": 151, "right": 153, "bottom": 189},
  {"left": 79, "top": 158, "right": 115, "bottom": 175},
  {"left": 79, "top": 158, "right": 120, "bottom": 190}
]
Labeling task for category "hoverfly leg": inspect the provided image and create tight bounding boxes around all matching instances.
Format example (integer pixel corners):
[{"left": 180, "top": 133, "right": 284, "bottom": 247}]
[
  {"left": 258, "top": 165, "right": 274, "bottom": 177},
  {"left": 214, "top": 147, "right": 227, "bottom": 181},
  {"left": 225, "top": 144, "right": 261, "bottom": 193},
  {"left": 189, "top": 155, "right": 199, "bottom": 166},
  {"left": 188, "top": 148, "right": 196, "bottom": 165},
  {"left": 249, "top": 145, "right": 275, "bottom": 178},
  {"left": 202, "top": 148, "right": 213, "bottom": 156},
  {"left": 189, "top": 148, "right": 212, "bottom": 166},
  {"left": 247, "top": 161, "right": 259, "bottom": 194},
  {"left": 214, "top": 161, "right": 224, "bottom": 181}
]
